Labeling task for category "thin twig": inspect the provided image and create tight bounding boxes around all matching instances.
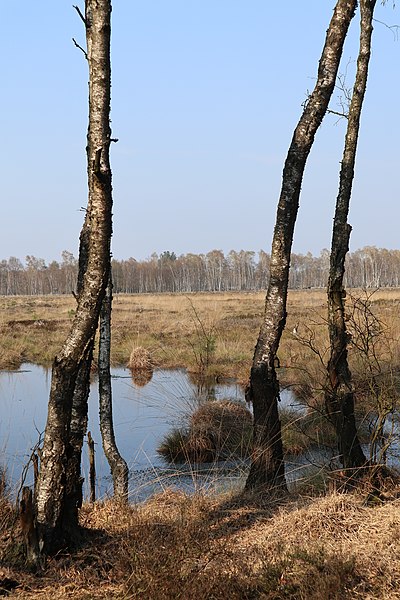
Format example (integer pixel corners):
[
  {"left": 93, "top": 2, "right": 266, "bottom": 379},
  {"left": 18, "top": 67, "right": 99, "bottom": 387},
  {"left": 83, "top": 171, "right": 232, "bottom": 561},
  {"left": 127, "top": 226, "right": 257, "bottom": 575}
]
[
  {"left": 73, "top": 4, "right": 87, "bottom": 26},
  {"left": 72, "top": 37, "right": 88, "bottom": 60},
  {"left": 327, "top": 108, "right": 348, "bottom": 120},
  {"left": 373, "top": 18, "right": 399, "bottom": 40}
]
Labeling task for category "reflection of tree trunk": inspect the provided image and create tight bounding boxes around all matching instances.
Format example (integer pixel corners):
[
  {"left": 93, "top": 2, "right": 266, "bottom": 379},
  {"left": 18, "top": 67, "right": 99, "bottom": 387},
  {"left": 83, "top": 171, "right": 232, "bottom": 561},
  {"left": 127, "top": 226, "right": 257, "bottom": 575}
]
[
  {"left": 99, "top": 272, "right": 129, "bottom": 500},
  {"left": 35, "top": 0, "right": 113, "bottom": 554},
  {"left": 245, "top": 0, "right": 357, "bottom": 491},
  {"left": 326, "top": 0, "right": 376, "bottom": 471}
]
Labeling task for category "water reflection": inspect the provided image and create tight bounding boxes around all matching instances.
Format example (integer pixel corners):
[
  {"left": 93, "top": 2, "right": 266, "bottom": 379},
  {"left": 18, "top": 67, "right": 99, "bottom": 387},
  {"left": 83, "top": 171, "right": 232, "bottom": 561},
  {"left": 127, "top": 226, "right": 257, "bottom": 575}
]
[
  {"left": 129, "top": 367, "right": 153, "bottom": 387},
  {"left": 0, "top": 365, "right": 337, "bottom": 502}
]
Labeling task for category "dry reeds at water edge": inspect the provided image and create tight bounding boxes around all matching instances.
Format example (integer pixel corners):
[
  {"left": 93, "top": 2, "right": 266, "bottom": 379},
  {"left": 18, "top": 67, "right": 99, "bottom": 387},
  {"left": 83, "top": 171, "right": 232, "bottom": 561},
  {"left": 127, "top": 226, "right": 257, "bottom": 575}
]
[
  {"left": 158, "top": 400, "right": 253, "bottom": 464},
  {"left": 127, "top": 346, "right": 154, "bottom": 371}
]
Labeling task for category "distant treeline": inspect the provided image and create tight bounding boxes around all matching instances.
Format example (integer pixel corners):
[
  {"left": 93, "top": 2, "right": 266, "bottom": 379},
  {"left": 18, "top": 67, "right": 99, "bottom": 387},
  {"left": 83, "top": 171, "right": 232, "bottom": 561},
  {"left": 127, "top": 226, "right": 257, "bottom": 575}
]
[{"left": 1, "top": 246, "right": 400, "bottom": 295}]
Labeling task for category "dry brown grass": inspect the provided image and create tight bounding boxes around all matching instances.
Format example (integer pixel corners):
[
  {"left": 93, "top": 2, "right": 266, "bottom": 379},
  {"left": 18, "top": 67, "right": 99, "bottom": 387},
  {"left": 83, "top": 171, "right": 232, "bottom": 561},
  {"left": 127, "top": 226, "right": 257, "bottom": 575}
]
[
  {"left": 0, "top": 296, "right": 76, "bottom": 369},
  {"left": 127, "top": 346, "right": 154, "bottom": 371},
  {"left": 2, "top": 487, "right": 400, "bottom": 598},
  {"left": 1, "top": 289, "right": 400, "bottom": 392},
  {"left": 158, "top": 400, "right": 253, "bottom": 463}
]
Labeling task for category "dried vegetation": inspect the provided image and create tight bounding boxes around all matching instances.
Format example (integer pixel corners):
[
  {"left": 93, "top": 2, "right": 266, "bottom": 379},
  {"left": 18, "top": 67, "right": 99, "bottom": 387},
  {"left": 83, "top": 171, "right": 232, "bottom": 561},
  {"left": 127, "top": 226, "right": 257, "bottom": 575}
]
[
  {"left": 2, "top": 486, "right": 400, "bottom": 598},
  {"left": 158, "top": 400, "right": 252, "bottom": 463},
  {"left": 2, "top": 288, "right": 400, "bottom": 388}
]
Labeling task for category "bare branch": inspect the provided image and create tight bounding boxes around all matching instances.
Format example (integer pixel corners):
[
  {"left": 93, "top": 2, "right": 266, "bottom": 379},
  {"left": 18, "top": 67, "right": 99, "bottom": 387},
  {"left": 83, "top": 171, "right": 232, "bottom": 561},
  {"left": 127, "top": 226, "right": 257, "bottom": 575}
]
[
  {"left": 327, "top": 108, "right": 349, "bottom": 120},
  {"left": 373, "top": 18, "right": 400, "bottom": 40},
  {"left": 72, "top": 37, "right": 88, "bottom": 60},
  {"left": 73, "top": 4, "right": 87, "bottom": 26}
]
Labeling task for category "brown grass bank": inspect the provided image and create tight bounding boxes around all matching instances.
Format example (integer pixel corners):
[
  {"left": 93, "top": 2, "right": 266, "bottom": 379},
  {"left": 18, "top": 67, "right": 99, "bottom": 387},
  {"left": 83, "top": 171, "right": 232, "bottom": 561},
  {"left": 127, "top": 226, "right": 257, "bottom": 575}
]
[
  {"left": 2, "top": 486, "right": 400, "bottom": 598},
  {"left": 1, "top": 289, "right": 400, "bottom": 390}
]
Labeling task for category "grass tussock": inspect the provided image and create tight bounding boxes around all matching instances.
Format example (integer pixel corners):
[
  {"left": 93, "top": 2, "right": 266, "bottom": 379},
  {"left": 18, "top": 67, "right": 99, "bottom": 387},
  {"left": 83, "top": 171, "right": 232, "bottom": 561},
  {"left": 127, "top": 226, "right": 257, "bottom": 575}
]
[
  {"left": 2, "top": 489, "right": 400, "bottom": 598},
  {"left": 127, "top": 346, "right": 154, "bottom": 371},
  {"left": 157, "top": 400, "right": 252, "bottom": 463}
]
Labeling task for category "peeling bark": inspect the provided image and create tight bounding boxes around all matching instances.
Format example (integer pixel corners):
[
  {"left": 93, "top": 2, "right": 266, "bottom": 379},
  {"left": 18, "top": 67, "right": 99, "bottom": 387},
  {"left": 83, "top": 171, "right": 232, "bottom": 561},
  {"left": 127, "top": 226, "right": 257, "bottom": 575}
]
[
  {"left": 35, "top": 0, "right": 113, "bottom": 553},
  {"left": 99, "top": 273, "right": 129, "bottom": 500},
  {"left": 245, "top": 0, "right": 357, "bottom": 491},
  {"left": 326, "top": 0, "right": 376, "bottom": 471}
]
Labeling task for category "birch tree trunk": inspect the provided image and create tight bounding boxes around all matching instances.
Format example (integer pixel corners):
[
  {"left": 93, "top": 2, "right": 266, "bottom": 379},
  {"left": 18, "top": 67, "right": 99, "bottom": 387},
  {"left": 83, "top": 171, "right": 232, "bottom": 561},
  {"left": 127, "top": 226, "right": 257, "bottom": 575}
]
[
  {"left": 63, "top": 210, "right": 95, "bottom": 521},
  {"left": 35, "top": 0, "right": 113, "bottom": 553},
  {"left": 326, "top": 0, "right": 376, "bottom": 471},
  {"left": 99, "top": 272, "right": 129, "bottom": 500},
  {"left": 245, "top": 0, "right": 357, "bottom": 491}
]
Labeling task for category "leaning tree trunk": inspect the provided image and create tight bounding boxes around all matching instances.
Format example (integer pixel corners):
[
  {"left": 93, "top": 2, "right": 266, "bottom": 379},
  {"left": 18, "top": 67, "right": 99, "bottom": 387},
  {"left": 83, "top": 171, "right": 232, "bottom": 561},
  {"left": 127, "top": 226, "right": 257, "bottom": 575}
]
[
  {"left": 98, "top": 271, "right": 129, "bottom": 500},
  {"left": 63, "top": 215, "right": 95, "bottom": 527},
  {"left": 35, "top": 0, "right": 113, "bottom": 554},
  {"left": 326, "top": 0, "right": 376, "bottom": 472},
  {"left": 245, "top": 0, "right": 357, "bottom": 491}
]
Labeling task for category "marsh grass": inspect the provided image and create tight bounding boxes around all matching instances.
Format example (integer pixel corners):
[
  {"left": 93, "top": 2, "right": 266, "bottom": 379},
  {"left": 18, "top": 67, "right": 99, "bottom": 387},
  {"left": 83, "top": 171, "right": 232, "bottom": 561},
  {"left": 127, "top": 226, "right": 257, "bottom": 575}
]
[
  {"left": 0, "top": 292, "right": 263, "bottom": 376},
  {"left": 3, "top": 289, "right": 400, "bottom": 447},
  {"left": 127, "top": 346, "right": 154, "bottom": 371},
  {"left": 3, "top": 289, "right": 400, "bottom": 384},
  {"left": 0, "top": 296, "right": 76, "bottom": 369},
  {"left": 158, "top": 400, "right": 253, "bottom": 464}
]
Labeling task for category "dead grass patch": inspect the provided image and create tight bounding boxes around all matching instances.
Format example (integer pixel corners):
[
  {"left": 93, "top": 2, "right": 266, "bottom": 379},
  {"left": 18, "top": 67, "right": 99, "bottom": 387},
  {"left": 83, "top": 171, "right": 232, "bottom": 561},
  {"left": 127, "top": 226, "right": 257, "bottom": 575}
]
[
  {"left": 2, "top": 489, "right": 400, "bottom": 598},
  {"left": 127, "top": 346, "right": 154, "bottom": 371},
  {"left": 158, "top": 400, "right": 252, "bottom": 463}
]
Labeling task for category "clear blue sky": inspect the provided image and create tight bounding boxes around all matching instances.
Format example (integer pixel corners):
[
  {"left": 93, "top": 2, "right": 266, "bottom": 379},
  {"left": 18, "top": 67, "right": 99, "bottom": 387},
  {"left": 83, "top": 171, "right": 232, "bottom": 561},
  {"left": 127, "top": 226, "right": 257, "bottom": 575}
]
[{"left": 1, "top": 1, "right": 399, "bottom": 263}]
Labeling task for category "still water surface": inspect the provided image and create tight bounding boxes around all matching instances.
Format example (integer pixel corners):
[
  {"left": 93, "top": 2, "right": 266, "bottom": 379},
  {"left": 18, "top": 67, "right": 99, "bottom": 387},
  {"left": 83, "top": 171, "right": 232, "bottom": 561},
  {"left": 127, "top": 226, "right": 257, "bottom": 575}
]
[
  {"left": 0, "top": 365, "right": 324, "bottom": 502},
  {"left": 0, "top": 364, "right": 255, "bottom": 501}
]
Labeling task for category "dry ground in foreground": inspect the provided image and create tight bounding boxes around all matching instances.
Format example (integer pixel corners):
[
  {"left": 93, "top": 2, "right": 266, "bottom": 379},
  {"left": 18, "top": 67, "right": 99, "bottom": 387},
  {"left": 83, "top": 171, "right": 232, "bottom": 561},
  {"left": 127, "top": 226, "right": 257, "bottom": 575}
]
[{"left": 1, "top": 487, "right": 400, "bottom": 599}]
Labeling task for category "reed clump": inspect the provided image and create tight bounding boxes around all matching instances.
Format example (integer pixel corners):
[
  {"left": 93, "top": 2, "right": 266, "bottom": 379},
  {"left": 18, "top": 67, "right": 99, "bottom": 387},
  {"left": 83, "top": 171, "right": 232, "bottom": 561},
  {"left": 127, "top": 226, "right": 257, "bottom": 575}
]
[
  {"left": 158, "top": 400, "right": 253, "bottom": 463},
  {"left": 127, "top": 346, "right": 154, "bottom": 371}
]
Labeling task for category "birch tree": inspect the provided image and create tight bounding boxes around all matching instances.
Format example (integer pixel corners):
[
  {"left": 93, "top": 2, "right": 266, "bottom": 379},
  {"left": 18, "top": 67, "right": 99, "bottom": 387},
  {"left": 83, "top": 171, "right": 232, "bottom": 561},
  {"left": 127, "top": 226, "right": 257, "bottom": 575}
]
[
  {"left": 35, "top": 0, "right": 114, "bottom": 553},
  {"left": 98, "top": 273, "right": 129, "bottom": 500},
  {"left": 245, "top": 0, "right": 357, "bottom": 491},
  {"left": 326, "top": 0, "right": 376, "bottom": 472}
]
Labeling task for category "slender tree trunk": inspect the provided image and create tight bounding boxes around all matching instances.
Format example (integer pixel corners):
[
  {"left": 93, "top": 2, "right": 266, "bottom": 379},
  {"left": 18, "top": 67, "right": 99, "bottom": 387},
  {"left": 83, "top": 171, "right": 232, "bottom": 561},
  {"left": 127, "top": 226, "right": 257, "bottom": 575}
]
[
  {"left": 87, "top": 431, "right": 96, "bottom": 502},
  {"left": 326, "top": 0, "right": 376, "bottom": 471},
  {"left": 99, "top": 271, "right": 129, "bottom": 500},
  {"left": 35, "top": 0, "right": 113, "bottom": 553},
  {"left": 63, "top": 148, "right": 95, "bottom": 530},
  {"left": 64, "top": 341, "right": 94, "bottom": 526},
  {"left": 245, "top": 0, "right": 357, "bottom": 491}
]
